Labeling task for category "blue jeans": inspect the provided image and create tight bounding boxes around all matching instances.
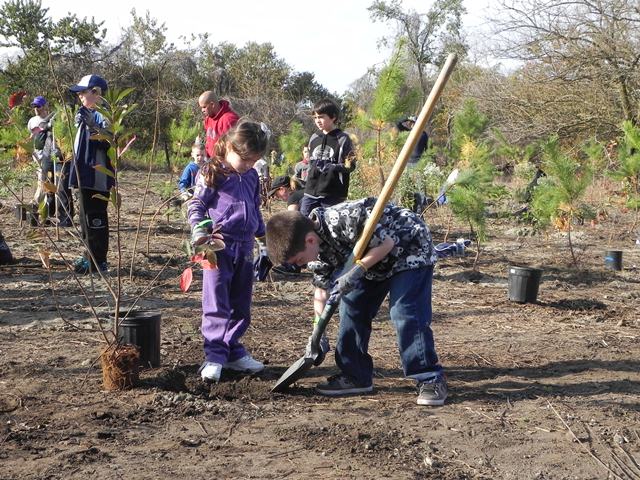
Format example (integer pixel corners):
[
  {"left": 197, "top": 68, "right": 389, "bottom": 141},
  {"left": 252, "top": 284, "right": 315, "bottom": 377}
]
[
  {"left": 299, "top": 194, "right": 345, "bottom": 217},
  {"left": 335, "top": 266, "right": 442, "bottom": 386}
]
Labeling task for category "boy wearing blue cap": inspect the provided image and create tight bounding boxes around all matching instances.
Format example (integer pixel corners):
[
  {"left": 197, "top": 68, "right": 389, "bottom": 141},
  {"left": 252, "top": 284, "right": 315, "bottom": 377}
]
[{"left": 68, "top": 74, "right": 113, "bottom": 274}]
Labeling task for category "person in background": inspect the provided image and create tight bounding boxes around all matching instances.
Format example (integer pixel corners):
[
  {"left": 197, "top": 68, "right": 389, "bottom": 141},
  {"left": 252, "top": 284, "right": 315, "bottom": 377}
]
[
  {"left": 178, "top": 141, "right": 206, "bottom": 201},
  {"left": 397, "top": 115, "right": 430, "bottom": 214},
  {"left": 396, "top": 115, "right": 429, "bottom": 165},
  {"left": 300, "top": 98, "right": 355, "bottom": 217},
  {"left": 293, "top": 146, "right": 310, "bottom": 189},
  {"left": 187, "top": 121, "right": 270, "bottom": 383},
  {"left": 253, "top": 156, "right": 270, "bottom": 207},
  {"left": 27, "top": 96, "right": 74, "bottom": 226},
  {"left": 68, "top": 74, "right": 112, "bottom": 274},
  {"left": 0, "top": 230, "right": 14, "bottom": 265},
  {"left": 198, "top": 91, "right": 239, "bottom": 159},
  {"left": 253, "top": 175, "right": 304, "bottom": 281},
  {"left": 268, "top": 175, "right": 303, "bottom": 211}
]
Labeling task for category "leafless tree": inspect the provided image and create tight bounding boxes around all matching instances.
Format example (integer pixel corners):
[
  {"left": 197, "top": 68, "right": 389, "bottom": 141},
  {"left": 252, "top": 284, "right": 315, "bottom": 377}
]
[{"left": 492, "top": 0, "right": 640, "bottom": 126}]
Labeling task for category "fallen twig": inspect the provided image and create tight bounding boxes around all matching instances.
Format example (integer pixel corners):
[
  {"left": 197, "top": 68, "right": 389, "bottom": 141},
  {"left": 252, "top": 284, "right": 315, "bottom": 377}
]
[{"left": 547, "top": 400, "right": 625, "bottom": 480}]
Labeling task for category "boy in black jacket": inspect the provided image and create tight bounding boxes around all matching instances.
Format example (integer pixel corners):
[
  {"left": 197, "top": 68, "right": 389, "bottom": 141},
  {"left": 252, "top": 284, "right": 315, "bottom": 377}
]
[{"left": 300, "top": 99, "right": 355, "bottom": 217}]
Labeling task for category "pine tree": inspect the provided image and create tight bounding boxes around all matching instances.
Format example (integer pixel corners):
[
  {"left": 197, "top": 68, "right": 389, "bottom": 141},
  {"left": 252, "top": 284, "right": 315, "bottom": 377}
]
[
  {"left": 447, "top": 139, "right": 499, "bottom": 270},
  {"left": 609, "top": 121, "right": 640, "bottom": 230},
  {"left": 353, "top": 42, "right": 420, "bottom": 189},
  {"left": 531, "top": 137, "right": 593, "bottom": 266}
]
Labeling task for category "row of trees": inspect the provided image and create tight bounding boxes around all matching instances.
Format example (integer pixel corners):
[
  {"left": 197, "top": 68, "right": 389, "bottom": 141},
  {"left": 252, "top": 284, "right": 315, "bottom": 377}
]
[
  {"left": 0, "top": 1, "right": 334, "bottom": 170},
  {"left": 2, "top": 0, "right": 639, "bottom": 209},
  {"left": 3, "top": 0, "right": 639, "bottom": 158}
]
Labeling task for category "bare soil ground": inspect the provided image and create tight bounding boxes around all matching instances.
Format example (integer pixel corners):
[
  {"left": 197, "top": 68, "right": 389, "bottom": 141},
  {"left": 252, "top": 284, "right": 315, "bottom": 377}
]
[{"left": 1, "top": 172, "right": 639, "bottom": 479}]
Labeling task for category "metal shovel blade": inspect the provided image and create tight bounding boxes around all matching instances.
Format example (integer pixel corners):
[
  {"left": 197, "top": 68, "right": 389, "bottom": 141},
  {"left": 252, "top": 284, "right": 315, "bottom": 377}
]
[
  {"left": 271, "top": 355, "right": 316, "bottom": 392},
  {"left": 271, "top": 299, "right": 340, "bottom": 393}
]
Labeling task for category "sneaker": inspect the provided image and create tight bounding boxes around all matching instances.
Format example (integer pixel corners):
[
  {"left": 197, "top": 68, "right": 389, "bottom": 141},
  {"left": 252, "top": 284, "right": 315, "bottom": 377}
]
[
  {"left": 199, "top": 361, "right": 222, "bottom": 383},
  {"left": 224, "top": 354, "right": 264, "bottom": 373},
  {"left": 417, "top": 375, "right": 448, "bottom": 406},
  {"left": 73, "top": 257, "right": 109, "bottom": 274},
  {"left": 315, "top": 374, "right": 373, "bottom": 397},
  {"left": 272, "top": 263, "right": 301, "bottom": 275},
  {"left": 73, "top": 257, "right": 91, "bottom": 274},
  {"left": 58, "top": 218, "right": 72, "bottom": 228},
  {"left": 95, "top": 261, "right": 109, "bottom": 273}
]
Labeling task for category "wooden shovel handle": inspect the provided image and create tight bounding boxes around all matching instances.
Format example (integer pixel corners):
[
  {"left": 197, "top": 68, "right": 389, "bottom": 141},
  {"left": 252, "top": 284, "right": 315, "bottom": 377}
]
[{"left": 352, "top": 53, "right": 458, "bottom": 261}]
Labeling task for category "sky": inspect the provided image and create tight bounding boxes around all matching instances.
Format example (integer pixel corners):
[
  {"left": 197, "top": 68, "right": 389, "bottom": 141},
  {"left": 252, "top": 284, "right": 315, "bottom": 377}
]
[{"left": 38, "top": 0, "right": 497, "bottom": 94}]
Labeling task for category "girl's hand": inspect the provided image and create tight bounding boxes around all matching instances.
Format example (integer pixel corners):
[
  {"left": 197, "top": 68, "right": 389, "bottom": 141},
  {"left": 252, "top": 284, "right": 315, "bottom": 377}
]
[{"left": 191, "top": 225, "right": 210, "bottom": 246}]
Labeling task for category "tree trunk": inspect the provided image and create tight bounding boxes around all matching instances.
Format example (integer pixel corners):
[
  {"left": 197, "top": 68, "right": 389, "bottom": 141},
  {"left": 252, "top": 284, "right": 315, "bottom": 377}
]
[
  {"left": 567, "top": 220, "right": 577, "bottom": 267},
  {"left": 376, "top": 128, "right": 386, "bottom": 189},
  {"left": 618, "top": 79, "right": 637, "bottom": 126},
  {"left": 164, "top": 141, "right": 171, "bottom": 177}
]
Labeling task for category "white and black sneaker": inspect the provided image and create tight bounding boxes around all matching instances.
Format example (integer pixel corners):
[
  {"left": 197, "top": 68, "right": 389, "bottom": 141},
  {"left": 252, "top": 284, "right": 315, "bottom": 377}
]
[
  {"left": 315, "top": 374, "right": 373, "bottom": 397},
  {"left": 417, "top": 375, "right": 448, "bottom": 406}
]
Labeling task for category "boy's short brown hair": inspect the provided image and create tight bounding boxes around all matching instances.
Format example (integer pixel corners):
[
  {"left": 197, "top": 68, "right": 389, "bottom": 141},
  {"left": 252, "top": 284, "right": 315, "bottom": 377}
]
[
  {"left": 311, "top": 98, "right": 340, "bottom": 121},
  {"left": 265, "top": 211, "right": 315, "bottom": 264}
]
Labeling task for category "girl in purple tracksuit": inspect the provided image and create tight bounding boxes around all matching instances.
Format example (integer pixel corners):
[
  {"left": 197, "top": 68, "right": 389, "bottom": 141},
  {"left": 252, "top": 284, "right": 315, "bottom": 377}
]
[{"left": 187, "top": 121, "right": 270, "bottom": 383}]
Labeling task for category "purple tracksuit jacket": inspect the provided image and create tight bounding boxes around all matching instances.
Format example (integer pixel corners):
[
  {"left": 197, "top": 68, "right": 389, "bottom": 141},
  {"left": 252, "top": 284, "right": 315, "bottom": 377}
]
[{"left": 187, "top": 168, "right": 265, "bottom": 364}]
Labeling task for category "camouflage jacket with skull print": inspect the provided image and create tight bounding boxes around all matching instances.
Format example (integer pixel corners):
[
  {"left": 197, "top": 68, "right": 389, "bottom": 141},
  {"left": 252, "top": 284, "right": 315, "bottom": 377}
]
[{"left": 308, "top": 197, "right": 437, "bottom": 289}]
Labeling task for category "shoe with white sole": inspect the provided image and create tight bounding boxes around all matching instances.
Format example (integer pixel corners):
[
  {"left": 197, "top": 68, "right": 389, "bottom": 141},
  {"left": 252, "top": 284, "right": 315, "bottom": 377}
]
[
  {"left": 416, "top": 375, "right": 448, "bottom": 406},
  {"left": 224, "top": 354, "right": 264, "bottom": 373},
  {"left": 199, "top": 361, "right": 222, "bottom": 383}
]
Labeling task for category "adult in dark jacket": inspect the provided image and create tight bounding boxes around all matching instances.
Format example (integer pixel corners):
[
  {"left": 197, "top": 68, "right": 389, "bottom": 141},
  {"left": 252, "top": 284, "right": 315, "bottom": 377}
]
[
  {"left": 28, "top": 96, "right": 74, "bottom": 226},
  {"left": 397, "top": 116, "right": 429, "bottom": 164}
]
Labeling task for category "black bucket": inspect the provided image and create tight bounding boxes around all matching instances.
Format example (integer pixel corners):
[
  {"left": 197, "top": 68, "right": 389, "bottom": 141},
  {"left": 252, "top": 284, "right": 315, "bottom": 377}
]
[
  {"left": 604, "top": 250, "right": 622, "bottom": 271},
  {"left": 27, "top": 210, "right": 39, "bottom": 227},
  {"left": 15, "top": 204, "right": 38, "bottom": 226},
  {"left": 116, "top": 310, "right": 161, "bottom": 368},
  {"left": 508, "top": 266, "right": 543, "bottom": 303}
]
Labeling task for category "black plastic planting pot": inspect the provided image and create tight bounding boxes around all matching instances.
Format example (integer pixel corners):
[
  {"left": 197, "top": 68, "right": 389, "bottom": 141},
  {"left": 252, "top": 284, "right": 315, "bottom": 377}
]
[
  {"left": 508, "top": 266, "right": 543, "bottom": 304},
  {"left": 116, "top": 310, "right": 162, "bottom": 368},
  {"left": 604, "top": 250, "right": 622, "bottom": 271}
]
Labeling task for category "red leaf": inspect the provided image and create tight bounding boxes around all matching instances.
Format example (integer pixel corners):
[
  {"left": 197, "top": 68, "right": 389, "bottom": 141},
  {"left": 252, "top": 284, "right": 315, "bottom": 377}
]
[
  {"left": 190, "top": 252, "right": 206, "bottom": 263},
  {"left": 8, "top": 91, "right": 26, "bottom": 109},
  {"left": 180, "top": 267, "right": 193, "bottom": 292}
]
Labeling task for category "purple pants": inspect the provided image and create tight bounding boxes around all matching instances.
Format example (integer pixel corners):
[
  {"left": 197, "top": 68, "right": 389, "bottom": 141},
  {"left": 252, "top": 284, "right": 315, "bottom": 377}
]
[{"left": 201, "top": 245, "right": 254, "bottom": 364}]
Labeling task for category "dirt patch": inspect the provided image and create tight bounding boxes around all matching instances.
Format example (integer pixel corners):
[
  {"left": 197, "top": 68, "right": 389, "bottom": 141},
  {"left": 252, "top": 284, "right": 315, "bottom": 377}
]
[{"left": 1, "top": 172, "right": 640, "bottom": 479}]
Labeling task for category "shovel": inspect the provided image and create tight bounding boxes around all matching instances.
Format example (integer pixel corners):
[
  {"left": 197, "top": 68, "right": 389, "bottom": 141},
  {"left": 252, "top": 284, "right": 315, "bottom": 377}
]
[{"left": 272, "top": 53, "right": 459, "bottom": 393}]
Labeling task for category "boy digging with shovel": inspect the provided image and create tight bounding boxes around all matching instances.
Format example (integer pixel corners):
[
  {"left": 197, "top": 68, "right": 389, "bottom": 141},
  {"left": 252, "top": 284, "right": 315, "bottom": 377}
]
[{"left": 266, "top": 197, "right": 447, "bottom": 405}]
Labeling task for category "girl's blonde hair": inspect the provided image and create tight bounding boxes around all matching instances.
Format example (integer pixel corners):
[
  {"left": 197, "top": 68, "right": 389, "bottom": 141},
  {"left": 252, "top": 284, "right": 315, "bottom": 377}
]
[{"left": 203, "top": 120, "right": 269, "bottom": 187}]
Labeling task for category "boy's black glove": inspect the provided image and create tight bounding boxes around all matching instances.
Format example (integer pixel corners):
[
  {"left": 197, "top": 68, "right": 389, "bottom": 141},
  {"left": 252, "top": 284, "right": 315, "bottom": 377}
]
[{"left": 335, "top": 262, "right": 366, "bottom": 295}]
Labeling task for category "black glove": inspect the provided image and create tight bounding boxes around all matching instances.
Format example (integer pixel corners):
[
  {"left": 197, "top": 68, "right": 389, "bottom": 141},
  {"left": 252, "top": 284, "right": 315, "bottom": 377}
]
[
  {"left": 335, "top": 262, "right": 366, "bottom": 295},
  {"left": 254, "top": 253, "right": 273, "bottom": 281},
  {"left": 78, "top": 107, "right": 98, "bottom": 131}
]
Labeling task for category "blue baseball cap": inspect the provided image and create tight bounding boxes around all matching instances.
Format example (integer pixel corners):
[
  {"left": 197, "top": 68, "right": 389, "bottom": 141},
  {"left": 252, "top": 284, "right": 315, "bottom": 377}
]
[
  {"left": 69, "top": 74, "right": 108, "bottom": 93},
  {"left": 30, "top": 96, "right": 47, "bottom": 108}
]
